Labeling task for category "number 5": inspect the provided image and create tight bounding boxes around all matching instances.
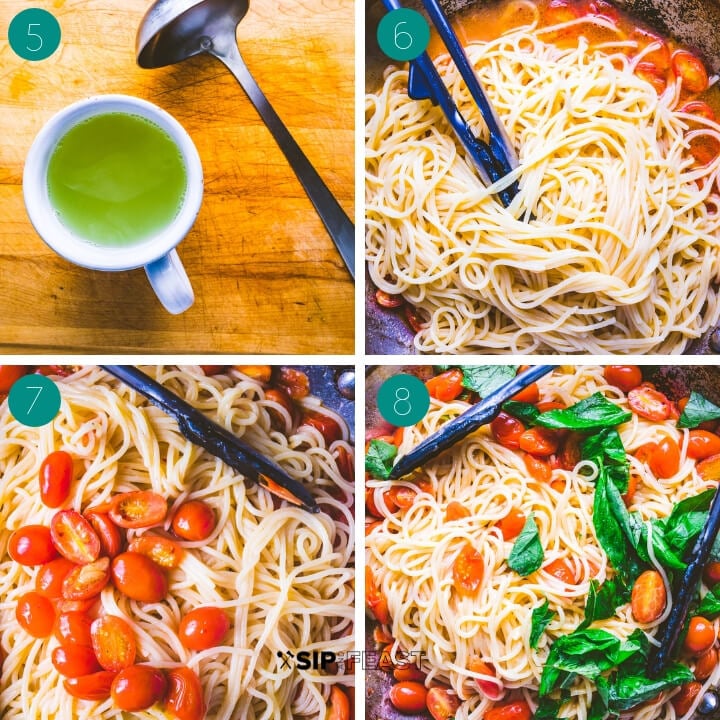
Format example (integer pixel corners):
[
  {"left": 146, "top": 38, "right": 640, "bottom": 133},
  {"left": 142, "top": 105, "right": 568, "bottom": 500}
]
[
  {"left": 394, "top": 21, "right": 413, "bottom": 51},
  {"left": 26, "top": 23, "right": 43, "bottom": 53}
]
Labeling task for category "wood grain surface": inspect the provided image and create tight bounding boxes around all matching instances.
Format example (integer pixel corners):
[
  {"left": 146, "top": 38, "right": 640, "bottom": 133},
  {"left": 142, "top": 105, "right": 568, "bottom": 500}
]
[{"left": 0, "top": 0, "right": 354, "bottom": 354}]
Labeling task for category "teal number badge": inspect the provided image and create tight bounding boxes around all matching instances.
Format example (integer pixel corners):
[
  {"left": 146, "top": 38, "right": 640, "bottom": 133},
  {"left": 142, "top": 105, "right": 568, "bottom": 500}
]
[
  {"left": 378, "top": 373, "right": 430, "bottom": 427},
  {"left": 8, "top": 374, "right": 62, "bottom": 427},
  {"left": 377, "top": 8, "right": 430, "bottom": 62},
  {"left": 8, "top": 8, "right": 62, "bottom": 62}
]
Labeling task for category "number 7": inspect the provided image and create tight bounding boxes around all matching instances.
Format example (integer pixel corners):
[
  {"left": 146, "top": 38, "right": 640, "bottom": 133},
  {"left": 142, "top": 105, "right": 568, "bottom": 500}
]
[{"left": 25, "top": 386, "right": 44, "bottom": 414}]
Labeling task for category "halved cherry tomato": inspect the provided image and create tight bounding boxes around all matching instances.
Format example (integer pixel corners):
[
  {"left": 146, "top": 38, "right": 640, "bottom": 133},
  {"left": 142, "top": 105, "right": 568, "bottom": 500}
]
[
  {"left": 635, "top": 62, "right": 667, "bottom": 95},
  {"left": 524, "top": 453, "right": 552, "bottom": 483},
  {"left": 683, "top": 616, "right": 715, "bottom": 655},
  {"left": 64, "top": 670, "right": 117, "bottom": 701},
  {"left": 328, "top": 686, "right": 351, "bottom": 720},
  {"left": 171, "top": 500, "right": 216, "bottom": 541},
  {"left": 426, "top": 686, "right": 460, "bottom": 720},
  {"left": 85, "top": 512, "right": 123, "bottom": 559},
  {"left": 165, "top": 666, "right": 206, "bottom": 720},
  {"left": 129, "top": 535, "right": 184, "bottom": 568},
  {"left": 394, "top": 664, "right": 426, "bottom": 683},
  {"left": 543, "top": 558, "right": 576, "bottom": 585},
  {"left": 689, "top": 135, "right": 720, "bottom": 167},
  {"left": 50, "top": 510, "right": 101, "bottom": 564},
  {"left": 91, "top": 615, "right": 136, "bottom": 672},
  {"left": 111, "top": 552, "right": 168, "bottom": 603},
  {"left": 178, "top": 607, "right": 230, "bottom": 651},
  {"left": 698, "top": 454, "right": 720, "bottom": 481},
  {"left": 378, "top": 643, "right": 395, "bottom": 673},
  {"left": 110, "top": 491, "right": 167, "bottom": 530},
  {"left": 39, "top": 451, "right": 73, "bottom": 508},
  {"left": 631, "top": 570, "right": 666, "bottom": 623},
  {"left": 544, "top": 0, "right": 579, "bottom": 25},
  {"left": 404, "top": 305, "right": 426, "bottom": 333},
  {"left": 628, "top": 386, "right": 672, "bottom": 421},
  {"left": 452, "top": 542, "right": 484, "bottom": 597},
  {"left": 52, "top": 644, "right": 101, "bottom": 678},
  {"left": 366, "top": 566, "right": 390, "bottom": 624},
  {"left": 648, "top": 437, "right": 681, "bottom": 479},
  {"left": 386, "top": 486, "right": 417, "bottom": 510},
  {"left": 511, "top": 382, "right": 540, "bottom": 404},
  {"left": 680, "top": 100, "right": 716, "bottom": 122},
  {"left": 498, "top": 507, "right": 526, "bottom": 541},
  {"left": 425, "top": 370, "right": 464, "bottom": 402},
  {"left": 694, "top": 647, "right": 719, "bottom": 680},
  {"left": 485, "top": 701, "right": 532, "bottom": 720},
  {"left": 0, "top": 366, "right": 29, "bottom": 393},
  {"left": 335, "top": 446, "right": 354, "bottom": 483},
  {"left": 468, "top": 657, "right": 502, "bottom": 699},
  {"left": 604, "top": 366, "right": 643, "bottom": 393},
  {"left": 54, "top": 610, "right": 93, "bottom": 646},
  {"left": 277, "top": 368, "right": 310, "bottom": 399},
  {"left": 672, "top": 682, "right": 702, "bottom": 716},
  {"left": 376, "top": 289, "right": 403, "bottom": 308},
  {"left": 111, "top": 665, "right": 168, "bottom": 712},
  {"left": 673, "top": 50, "right": 709, "bottom": 94},
  {"left": 199, "top": 365, "right": 228, "bottom": 376},
  {"left": 264, "top": 388, "right": 294, "bottom": 430},
  {"left": 634, "top": 442, "right": 658, "bottom": 465},
  {"left": 389, "top": 681, "right": 427, "bottom": 713},
  {"left": 366, "top": 487, "right": 383, "bottom": 519},
  {"left": 491, "top": 412, "right": 526, "bottom": 449},
  {"left": 9, "top": 525, "right": 58, "bottom": 566},
  {"left": 62, "top": 557, "right": 111, "bottom": 600},
  {"left": 557, "top": 433, "right": 582, "bottom": 471},
  {"left": 519, "top": 427, "right": 560, "bottom": 456},
  {"left": 36, "top": 557, "right": 76, "bottom": 598},
  {"left": 16, "top": 591, "right": 55, "bottom": 638},
  {"left": 446, "top": 501, "right": 471, "bottom": 521},
  {"left": 234, "top": 365, "right": 271, "bottom": 382},
  {"left": 300, "top": 411, "right": 343, "bottom": 445},
  {"left": 631, "top": 28, "right": 671, "bottom": 70}
]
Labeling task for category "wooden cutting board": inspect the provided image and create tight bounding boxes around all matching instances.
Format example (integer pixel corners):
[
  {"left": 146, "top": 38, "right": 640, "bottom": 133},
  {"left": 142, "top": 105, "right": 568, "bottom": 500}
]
[{"left": 0, "top": 0, "right": 354, "bottom": 354}]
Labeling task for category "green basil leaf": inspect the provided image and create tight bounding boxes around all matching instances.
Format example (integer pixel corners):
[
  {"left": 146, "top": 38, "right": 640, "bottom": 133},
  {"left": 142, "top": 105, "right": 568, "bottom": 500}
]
[
  {"left": 508, "top": 513, "right": 544, "bottom": 576},
  {"left": 461, "top": 366, "right": 518, "bottom": 397},
  {"left": 582, "top": 579, "right": 623, "bottom": 627},
  {"left": 663, "top": 511, "right": 706, "bottom": 556},
  {"left": 581, "top": 428, "right": 630, "bottom": 493},
  {"left": 698, "top": 586, "right": 720, "bottom": 617},
  {"left": 534, "top": 698, "right": 562, "bottom": 720},
  {"left": 530, "top": 599, "right": 555, "bottom": 649},
  {"left": 605, "top": 664, "right": 694, "bottom": 713},
  {"left": 536, "top": 392, "right": 631, "bottom": 431},
  {"left": 678, "top": 391, "right": 720, "bottom": 429},
  {"left": 666, "top": 488, "right": 715, "bottom": 520},
  {"left": 502, "top": 400, "right": 540, "bottom": 425},
  {"left": 587, "top": 694, "right": 608, "bottom": 720},
  {"left": 365, "top": 439, "right": 397, "bottom": 480}
]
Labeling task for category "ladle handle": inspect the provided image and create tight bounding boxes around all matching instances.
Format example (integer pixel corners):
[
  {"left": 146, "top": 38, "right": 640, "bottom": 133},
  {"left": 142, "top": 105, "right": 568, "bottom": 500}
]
[{"left": 211, "top": 43, "right": 355, "bottom": 279}]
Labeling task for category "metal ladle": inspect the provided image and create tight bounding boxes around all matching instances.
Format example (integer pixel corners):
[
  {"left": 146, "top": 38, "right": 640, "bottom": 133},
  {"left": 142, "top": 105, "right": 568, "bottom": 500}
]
[{"left": 136, "top": 0, "right": 355, "bottom": 278}]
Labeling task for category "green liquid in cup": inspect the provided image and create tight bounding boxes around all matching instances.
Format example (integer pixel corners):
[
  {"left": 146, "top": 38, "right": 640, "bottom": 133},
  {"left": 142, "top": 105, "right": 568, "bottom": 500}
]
[{"left": 46, "top": 112, "right": 187, "bottom": 247}]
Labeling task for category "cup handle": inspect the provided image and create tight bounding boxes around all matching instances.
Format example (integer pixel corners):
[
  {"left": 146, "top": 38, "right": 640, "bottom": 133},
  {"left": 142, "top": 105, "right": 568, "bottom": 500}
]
[{"left": 144, "top": 250, "right": 194, "bottom": 315}]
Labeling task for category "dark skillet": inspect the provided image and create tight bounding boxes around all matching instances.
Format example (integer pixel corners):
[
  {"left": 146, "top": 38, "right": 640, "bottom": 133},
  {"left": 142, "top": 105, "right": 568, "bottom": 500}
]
[
  {"left": 365, "top": 0, "right": 720, "bottom": 355},
  {"left": 365, "top": 364, "right": 720, "bottom": 720}
]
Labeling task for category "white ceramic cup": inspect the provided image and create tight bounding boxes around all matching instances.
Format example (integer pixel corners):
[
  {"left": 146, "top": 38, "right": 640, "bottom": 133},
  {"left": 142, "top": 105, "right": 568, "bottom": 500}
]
[{"left": 23, "top": 94, "right": 203, "bottom": 315}]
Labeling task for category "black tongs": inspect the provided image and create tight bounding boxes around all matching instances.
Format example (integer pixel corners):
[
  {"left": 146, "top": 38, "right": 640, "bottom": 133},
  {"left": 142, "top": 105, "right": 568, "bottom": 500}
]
[
  {"left": 389, "top": 365, "right": 556, "bottom": 479},
  {"left": 102, "top": 365, "right": 319, "bottom": 513},
  {"left": 381, "top": 0, "right": 520, "bottom": 206}
]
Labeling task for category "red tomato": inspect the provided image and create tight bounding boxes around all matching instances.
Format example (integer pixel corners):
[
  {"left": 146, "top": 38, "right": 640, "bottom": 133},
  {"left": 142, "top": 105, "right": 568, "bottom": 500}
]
[
  {"left": 453, "top": 542, "right": 484, "bottom": 597},
  {"left": 129, "top": 535, "right": 184, "bottom": 568},
  {"left": 64, "top": 670, "right": 117, "bottom": 701},
  {"left": 623, "top": 473, "right": 640, "bottom": 506},
  {"left": 39, "top": 451, "right": 73, "bottom": 508},
  {"left": 16, "top": 591, "right": 55, "bottom": 638},
  {"left": 54, "top": 597, "right": 97, "bottom": 615},
  {"left": 680, "top": 100, "right": 716, "bottom": 122},
  {"left": 54, "top": 611, "right": 93, "bottom": 646},
  {"left": 404, "top": 305, "right": 426, "bottom": 333},
  {"left": 511, "top": 382, "right": 540, "bottom": 404},
  {"left": 544, "top": 558, "right": 576, "bottom": 585},
  {"left": 62, "top": 557, "right": 111, "bottom": 600},
  {"left": 111, "top": 665, "right": 168, "bottom": 712},
  {"left": 165, "top": 666, "right": 206, "bottom": 720},
  {"left": 327, "top": 686, "right": 351, "bottom": 720},
  {"left": 604, "top": 366, "right": 643, "bottom": 393},
  {"left": 234, "top": 365, "right": 271, "bottom": 382},
  {"left": 695, "top": 647, "right": 719, "bottom": 680},
  {"left": 35, "top": 557, "right": 76, "bottom": 598},
  {"left": 52, "top": 645, "right": 101, "bottom": 678},
  {"left": 672, "top": 682, "right": 702, "bottom": 716},
  {"left": 485, "top": 701, "right": 532, "bottom": 720},
  {"left": 698, "top": 454, "right": 720, "bottom": 481},
  {"left": 85, "top": 513, "right": 123, "bottom": 558},
  {"left": 544, "top": 0, "right": 579, "bottom": 25},
  {"left": 366, "top": 487, "right": 383, "bottom": 519},
  {"left": 498, "top": 508, "right": 526, "bottom": 541},
  {"left": 426, "top": 687, "right": 460, "bottom": 720},
  {"left": 635, "top": 61, "right": 667, "bottom": 95},
  {"left": 9, "top": 525, "right": 58, "bottom": 566},
  {"left": 690, "top": 135, "right": 720, "bottom": 166},
  {"left": 300, "top": 411, "right": 343, "bottom": 445},
  {"left": 375, "top": 289, "right": 403, "bottom": 308},
  {"left": 704, "top": 561, "right": 720, "bottom": 585},
  {"left": 394, "top": 664, "right": 426, "bottom": 683},
  {"left": 446, "top": 501, "right": 471, "bottom": 521},
  {"left": 110, "top": 491, "right": 167, "bottom": 529},
  {"left": 524, "top": 453, "right": 552, "bottom": 483},
  {"left": 557, "top": 433, "right": 582, "bottom": 471},
  {"left": 537, "top": 401, "right": 566, "bottom": 412},
  {"left": 91, "top": 615, "right": 136, "bottom": 672},
  {"left": 673, "top": 50, "right": 709, "bottom": 93},
  {"left": 264, "top": 388, "right": 294, "bottom": 430},
  {"left": 366, "top": 566, "right": 390, "bottom": 624},
  {"left": 683, "top": 616, "right": 715, "bottom": 655},
  {"left": 628, "top": 386, "right": 672, "bottom": 421},
  {"left": 277, "top": 368, "right": 310, "bottom": 399},
  {"left": 468, "top": 657, "right": 502, "bottom": 699},
  {"left": 0, "top": 366, "right": 29, "bottom": 393},
  {"left": 491, "top": 412, "right": 526, "bottom": 449},
  {"left": 111, "top": 552, "right": 168, "bottom": 603},
  {"left": 631, "top": 28, "right": 671, "bottom": 70},
  {"left": 334, "top": 445, "right": 354, "bottom": 483},
  {"left": 426, "top": 370, "right": 465, "bottom": 402},
  {"left": 178, "top": 607, "right": 230, "bottom": 651},
  {"left": 199, "top": 366, "right": 228, "bottom": 375},
  {"left": 648, "top": 437, "right": 681, "bottom": 479},
  {"left": 519, "top": 427, "right": 560, "bottom": 456},
  {"left": 389, "top": 681, "right": 428, "bottom": 713},
  {"left": 50, "top": 510, "right": 101, "bottom": 564},
  {"left": 171, "top": 500, "right": 216, "bottom": 542}
]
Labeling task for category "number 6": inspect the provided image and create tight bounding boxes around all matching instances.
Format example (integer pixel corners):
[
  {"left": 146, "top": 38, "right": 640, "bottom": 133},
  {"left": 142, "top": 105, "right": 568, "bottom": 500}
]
[
  {"left": 26, "top": 23, "right": 43, "bottom": 53},
  {"left": 394, "top": 21, "right": 413, "bottom": 51}
]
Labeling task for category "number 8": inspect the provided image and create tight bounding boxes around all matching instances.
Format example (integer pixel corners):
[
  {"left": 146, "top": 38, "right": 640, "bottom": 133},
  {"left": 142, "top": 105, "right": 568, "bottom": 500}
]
[
  {"left": 394, "top": 21, "right": 413, "bottom": 51},
  {"left": 393, "top": 387, "right": 412, "bottom": 417}
]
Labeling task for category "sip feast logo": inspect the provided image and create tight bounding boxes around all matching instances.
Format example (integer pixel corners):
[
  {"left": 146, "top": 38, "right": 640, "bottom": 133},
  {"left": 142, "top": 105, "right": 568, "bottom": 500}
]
[{"left": 276, "top": 650, "right": 336, "bottom": 671}]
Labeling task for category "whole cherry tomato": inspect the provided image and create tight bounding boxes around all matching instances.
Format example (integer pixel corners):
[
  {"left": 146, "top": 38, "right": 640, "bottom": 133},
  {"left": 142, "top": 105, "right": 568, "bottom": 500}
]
[
  {"left": 694, "top": 647, "right": 719, "bottom": 680},
  {"left": 85, "top": 512, "right": 123, "bottom": 558},
  {"left": 604, "top": 366, "right": 642, "bottom": 393},
  {"left": 672, "top": 682, "right": 702, "bottom": 716},
  {"left": 111, "top": 665, "right": 168, "bottom": 712},
  {"left": 39, "top": 451, "right": 73, "bottom": 508},
  {"left": 631, "top": 570, "right": 666, "bottom": 623},
  {"left": 52, "top": 645, "right": 101, "bottom": 678},
  {"left": 164, "top": 666, "right": 206, "bottom": 720},
  {"left": 129, "top": 535, "right": 184, "bottom": 568},
  {"left": 54, "top": 611, "right": 93, "bottom": 646},
  {"left": 64, "top": 671, "right": 117, "bottom": 701},
  {"left": 111, "top": 552, "right": 168, "bottom": 603},
  {"left": 110, "top": 491, "right": 167, "bottom": 529},
  {"left": 452, "top": 542, "right": 484, "bottom": 597},
  {"left": 92, "top": 615, "right": 136, "bottom": 672},
  {"left": 9, "top": 525, "right": 58, "bottom": 566},
  {"left": 276, "top": 368, "right": 310, "bottom": 399},
  {"left": 375, "top": 289, "right": 403, "bottom": 308},
  {"left": 498, "top": 507, "right": 526, "bottom": 541},
  {"left": 524, "top": 453, "right": 552, "bottom": 483},
  {"left": 50, "top": 511, "right": 101, "bottom": 564},
  {"left": 35, "top": 557, "right": 76, "bottom": 598},
  {"left": 672, "top": 50, "right": 709, "bottom": 93},
  {"left": 519, "top": 427, "right": 560, "bottom": 456},
  {"left": 683, "top": 616, "right": 716, "bottom": 656},
  {"left": 485, "top": 701, "right": 532, "bottom": 720},
  {"left": 704, "top": 561, "right": 720, "bottom": 585},
  {"left": 178, "top": 607, "right": 230, "bottom": 651},
  {"left": 628, "top": 386, "right": 672, "bottom": 421},
  {"left": 328, "top": 686, "right": 351, "bottom": 720},
  {"left": 16, "top": 591, "right": 55, "bottom": 638},
  {"left": 491, "top": 413, "right": 526, "bottom": 449},
  {"left": 62, "top": 557, "right": 111, "bottom": 600},
  {"left": 389, "top": 681, "right": 428, "bottom": 713},
  {"left": 648, "top": 437, "right": 681, "bottom": 479},
  {"left": 425, "top": 370, "right": 464, "bottom": 402},
  {"left": 687, "top": 430, "right": 720, "bottom": 460},
  {"left": 171, "top": 500, "right": 216, "bottom": 542},
  {"left": 300, "top": 412, "right": 343, "bottom": 445}
]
